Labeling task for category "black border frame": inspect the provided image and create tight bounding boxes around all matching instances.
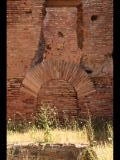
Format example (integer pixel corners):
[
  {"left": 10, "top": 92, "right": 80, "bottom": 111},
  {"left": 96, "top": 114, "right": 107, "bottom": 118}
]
[
  {"left": 113, "top": 0, "right": 120, "bottom": 159},
  {"left": 0, "top": 0, "right": 120, "bottom": 159},
  {"left": 0, "top": 0, "right": 7, "bottom": 159}
]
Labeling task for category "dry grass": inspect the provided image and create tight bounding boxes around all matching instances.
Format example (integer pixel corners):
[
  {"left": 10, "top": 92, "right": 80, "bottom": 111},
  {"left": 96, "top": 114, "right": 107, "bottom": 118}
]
[
  {"left": 7, "top": 128, "right": 113, "bottom": 160},
  {"left": 7, "top": 128, "right": 88, "bottom": 144},
  {"left": 93, "top": 143, "right": 113, "bottom": 160}
]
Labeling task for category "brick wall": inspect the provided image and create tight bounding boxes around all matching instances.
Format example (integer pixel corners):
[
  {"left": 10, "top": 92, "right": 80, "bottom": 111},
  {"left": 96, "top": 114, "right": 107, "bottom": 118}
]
[
  {"left": 7, "top": 0, "right": 45, "bottom": 118},
  {"left": 42, "top": 7, "right": 82, "bottom": 63},
  {"left": 7, "top": 0, "right": 46, "bottom": 77},
  {"left": 7, "top": 0, "right": 113, "bottom": 119}
]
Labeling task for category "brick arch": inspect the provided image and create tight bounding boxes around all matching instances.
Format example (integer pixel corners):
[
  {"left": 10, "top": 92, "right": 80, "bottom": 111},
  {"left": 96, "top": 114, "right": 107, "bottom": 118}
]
[{"left": 21, "top": 59, "right": 95, "bottom": 100}]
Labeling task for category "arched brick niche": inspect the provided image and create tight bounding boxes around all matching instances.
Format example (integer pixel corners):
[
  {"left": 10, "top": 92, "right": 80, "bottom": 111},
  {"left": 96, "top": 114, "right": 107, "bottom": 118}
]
[
  {"left": 46, "top": 0, "right": 84, "bottom": 49},
  {"left": 37, "top": 79, "right": 79, "bottom": 116},
  {"left": 21, "top": 59, "right": 95, "bottom": 116}
]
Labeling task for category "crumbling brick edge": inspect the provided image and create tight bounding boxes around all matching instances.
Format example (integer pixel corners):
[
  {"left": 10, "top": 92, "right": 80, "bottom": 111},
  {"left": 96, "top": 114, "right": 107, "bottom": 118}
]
[{"left": 7, "top": 143, "right": 89, "bottom": 160}]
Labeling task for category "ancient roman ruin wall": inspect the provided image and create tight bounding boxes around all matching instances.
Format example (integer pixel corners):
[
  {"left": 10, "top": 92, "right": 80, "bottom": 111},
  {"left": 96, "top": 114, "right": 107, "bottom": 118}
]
[{"left": 7, "top": 0, "right": 113, "bottom": 119}]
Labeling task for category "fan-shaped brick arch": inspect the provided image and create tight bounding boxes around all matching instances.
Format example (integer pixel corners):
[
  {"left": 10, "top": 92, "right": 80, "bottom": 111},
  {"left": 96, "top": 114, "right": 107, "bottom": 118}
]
[{"left": 21, "top": 60, "right": 95, "bottom": 100}]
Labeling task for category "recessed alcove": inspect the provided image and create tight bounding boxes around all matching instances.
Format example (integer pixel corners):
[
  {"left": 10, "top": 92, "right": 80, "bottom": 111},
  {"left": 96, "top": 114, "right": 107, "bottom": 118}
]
[
  {"left": 37, "top": 79, "right": 78, "bottom": 116},
  {"left": 31, "top": 0, "right": 84, "bottom": 66},
  {"left": 44, "top": 0, "right": 84, "bottom": 55}
]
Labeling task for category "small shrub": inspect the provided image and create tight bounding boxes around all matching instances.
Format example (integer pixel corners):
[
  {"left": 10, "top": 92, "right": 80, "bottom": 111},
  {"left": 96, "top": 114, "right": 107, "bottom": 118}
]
[
  {"left": 92, "top": 117, "right": 112, "bottom": 144},
  {"left": 83, "top": 107, "right": 113, "bottom": 145},
  {"left": 81, "top": 147, "right": 98, "bottom": 160},
  {"left": 35, "top": 103, "right": 58, "bottom": 142},
  {"left": 35, "top": 102, "right": 58, "bottom": 129}
]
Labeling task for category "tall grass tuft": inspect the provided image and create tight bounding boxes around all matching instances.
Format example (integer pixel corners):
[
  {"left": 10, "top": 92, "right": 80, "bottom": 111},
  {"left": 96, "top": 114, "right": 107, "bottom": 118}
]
[
  {"left": 92, "top": 117, "right": 113, "bottom": 144},
  {"left": 85, "top": 109, "right": 95, "bottom": 146},
  {"left": 81, "top": 147, "right": 98, "bottom": 160}
]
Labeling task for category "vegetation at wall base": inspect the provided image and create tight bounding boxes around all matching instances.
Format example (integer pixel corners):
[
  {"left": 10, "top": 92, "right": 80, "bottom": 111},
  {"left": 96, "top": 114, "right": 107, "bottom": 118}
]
[
  {"left": 81, "top": 147, "right": 98, "bottom": 160},
  {"left": 7, "top": 103, "right": 113, "bottom": 160},
  {"left": 7, "top": 103, "right": 113, "bottom": 145}
]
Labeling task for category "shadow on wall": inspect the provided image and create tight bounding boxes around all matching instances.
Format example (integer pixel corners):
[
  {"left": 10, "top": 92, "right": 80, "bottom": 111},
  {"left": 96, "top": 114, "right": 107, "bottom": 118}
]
[
  {"left": 30, "top": 30, "right": 46, "bottom": 68},
  {"left": 30, "top": 0, "right": 47, "bottom": 68}
]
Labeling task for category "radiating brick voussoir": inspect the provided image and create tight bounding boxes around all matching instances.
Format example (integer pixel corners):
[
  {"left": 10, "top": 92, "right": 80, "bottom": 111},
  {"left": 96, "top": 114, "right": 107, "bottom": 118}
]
[{"left": 21, "top": 59, "right": 95, "bottom": 98}]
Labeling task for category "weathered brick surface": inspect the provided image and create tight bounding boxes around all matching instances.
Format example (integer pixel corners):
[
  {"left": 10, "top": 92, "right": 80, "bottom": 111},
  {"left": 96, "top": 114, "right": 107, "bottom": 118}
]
[
  {"left": 7, "top": 0, "right": 46, "bottom": 77},
  {"left": 7, "top": 78, "right": 37, "bottom": 119},
  {"left": 78, "top": 76, "right": 113, "bottom": 117},
  {"left": 42, "top": 7, "right": 82, "bottom": 63},
  {"left": 7, "top": 143, "right": 89, "bottom": 160},
  {"left": 7, "top": 0, "right": 113, "bottom": 118}
]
